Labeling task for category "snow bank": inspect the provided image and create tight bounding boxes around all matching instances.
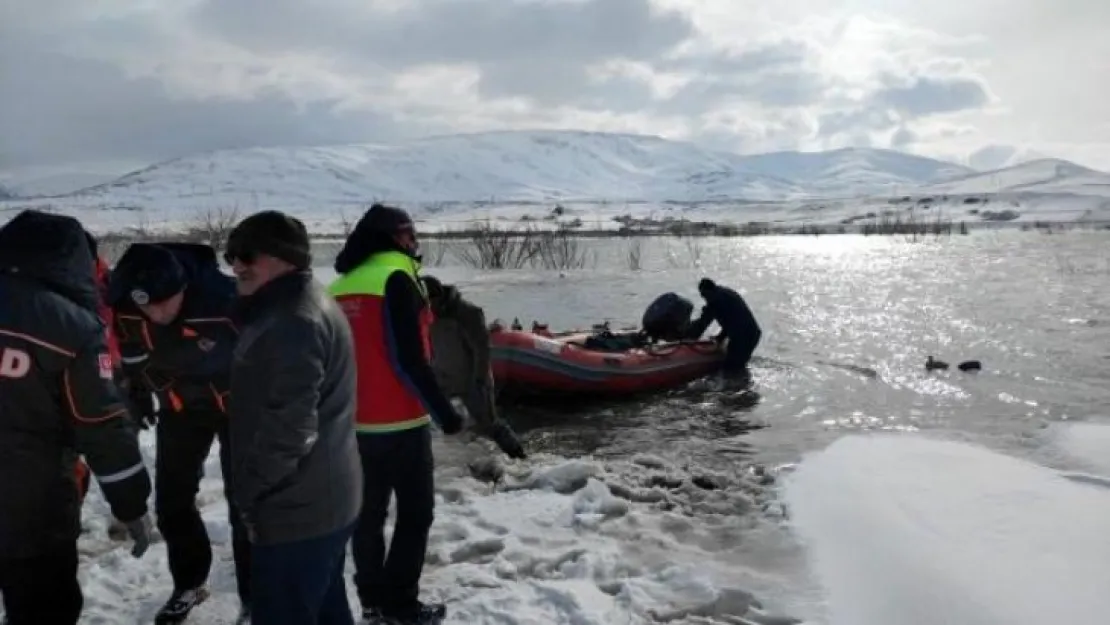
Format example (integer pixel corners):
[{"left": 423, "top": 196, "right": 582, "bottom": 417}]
[
  {"left": 1046, "top": 420, "right": 1110, "bottom": 477},
  {"left": 53, "top": 432, "right": 799, "bottom": 624},
  {"left": 783, "top": 432, "right": 1110, "bottom": 625}
]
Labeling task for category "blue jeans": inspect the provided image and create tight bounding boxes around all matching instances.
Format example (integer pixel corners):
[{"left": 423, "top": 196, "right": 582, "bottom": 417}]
[{"left": 250, "top": 523, "right": 355, "bottom": 625}]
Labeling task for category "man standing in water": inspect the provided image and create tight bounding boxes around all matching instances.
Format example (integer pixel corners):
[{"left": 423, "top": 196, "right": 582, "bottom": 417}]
[
  {"left": 330, "top": 203, "right": 464, "bottom": 625},
  {"left": 687, "top": 278, "right": 762, "bottom": 373},
  {"left": 224, "top": 211, "right": 362, "bottom": 624}
]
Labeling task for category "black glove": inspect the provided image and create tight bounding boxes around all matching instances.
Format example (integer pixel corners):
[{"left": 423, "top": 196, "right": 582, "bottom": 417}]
[
  {"left": 490, "top": 423, "right": 527, "bottom": 460},
  {"left": 125, "top": 514, "right": 154, "bottom": 558},
  {"left": 439, "top": 409, "right": 465, "bottom": 435}
]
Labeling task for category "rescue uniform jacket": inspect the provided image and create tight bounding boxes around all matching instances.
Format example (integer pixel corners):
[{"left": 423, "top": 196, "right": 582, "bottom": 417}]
[
  {"left": 0, "top": 211, "right": 152, "bottom": 559},
  {"left": 688, "top": 284, "right": 762, "bottom": 346},
  {"left": 111, "top": 243, "right": 237, "bottom": 416}
]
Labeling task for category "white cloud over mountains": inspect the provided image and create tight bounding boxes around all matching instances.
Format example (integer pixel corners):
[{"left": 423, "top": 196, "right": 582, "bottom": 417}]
[{"left": 1, "top": 0, "right": 1107, "bottom": 171}]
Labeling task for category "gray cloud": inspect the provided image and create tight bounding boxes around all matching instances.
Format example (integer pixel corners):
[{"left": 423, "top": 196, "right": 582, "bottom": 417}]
[
  {"left": 192, "top": 0, "right": 694, "bottom": 113},
  {"left": 0, "top": 0, "right": 1012, "bottom": 170},
  {"left": 192, "top": 0, "right": 693, "bottom": 67},
  {"left": 814, "top": 72, "right": 990, "bottom": 147},
  {"left": 873, "top": 73, "right": 990, "bottom": 117},
  {"left": 0, "top": 30, "right": 414, "bottom": 169},
  {"left": 891, "top": 126, "right": 917, "bottom": 149},
  {"left": 655, "top": 41, "right": 828, "bottom": 113}
]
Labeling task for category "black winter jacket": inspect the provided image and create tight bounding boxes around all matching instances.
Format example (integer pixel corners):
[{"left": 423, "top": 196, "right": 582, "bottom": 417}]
[
  {"left": 0, "top": 211, "right": 152, "bottom": 559},
  {"left": 228, "top": 271, "right": 362, "bottom": 545},
  {"left": 111, "top": 243, "right": 238, "bottom": 416},
  {"left": 688, "top": 284, "right": 761, "bottom": 345}
]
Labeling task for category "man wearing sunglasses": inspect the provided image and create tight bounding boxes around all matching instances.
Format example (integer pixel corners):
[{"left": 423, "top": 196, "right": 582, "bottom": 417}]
[
  {"left": 224, "top": 211, "right": 362, "bottom": 625},
  {"left": 330, "top": 203, "right": 465, "bottom": 625},
  {"left": 107, "top": 242, "right": 249, "bottom": 624}
]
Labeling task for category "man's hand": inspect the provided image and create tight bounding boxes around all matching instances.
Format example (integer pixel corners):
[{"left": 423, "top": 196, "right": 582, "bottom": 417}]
[
  {"left": 490, "top": 423, "right": 527, "bottom": 460},
  {"left": 440, "top": 409, "right": 465, "bottom": 435},
  {"left": 125, "top": 514, "right": 154, "bottom": 558},
  {"left": 128, "top": 388, "right": 159, "bottom": 429}
]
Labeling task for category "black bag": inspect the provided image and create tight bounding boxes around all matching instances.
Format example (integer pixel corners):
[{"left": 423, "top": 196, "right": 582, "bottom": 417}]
[{"left": 641, "top": 292, "right": 694, "bottom": 341}]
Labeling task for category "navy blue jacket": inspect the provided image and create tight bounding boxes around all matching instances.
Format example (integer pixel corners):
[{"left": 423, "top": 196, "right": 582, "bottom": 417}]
[
  {"left": 111, "top": 243, "right": 238, "bottom": 415},
  {"left": 688, "top": 284, "right": 761, "bottom": 346},
  {"left": 0, "top": 211, "right": 151, "bottom": 558}
]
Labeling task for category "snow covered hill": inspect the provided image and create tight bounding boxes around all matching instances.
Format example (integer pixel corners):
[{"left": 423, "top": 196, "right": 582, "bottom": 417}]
[
  {"left": 2, "top": 130, "right": 1109, "bottom": 232},
  {"left": 735, "top": 147, "right": 974, "bottom": 197},
  {"left": 7, "top": 130, "right": 979, "bottom": 208},
  {"left": 47, "top": 131, "right": 811, "bottom": 206},
  {"left": 920, "top": 159, "right": 1110, "bottom": 196}
]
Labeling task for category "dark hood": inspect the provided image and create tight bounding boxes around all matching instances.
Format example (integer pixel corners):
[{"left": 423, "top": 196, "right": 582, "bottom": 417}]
[
  {"left": 159, "top": 242, "right": 221, "bottom": 281},
  {"left": 107, "top": 242, "right": 222, "bottom": 307},
  {"left": 0, "top": 210, "right": 98, "bottom": 311},
  {"left": 431, "top": 284, "right": 461, "bottom": 317},
  {"left": 421, "top": 275, "right": 459, "bottom": 317},
  {"left": 334, "top": 204, "right": 417, "bottom": 274}
]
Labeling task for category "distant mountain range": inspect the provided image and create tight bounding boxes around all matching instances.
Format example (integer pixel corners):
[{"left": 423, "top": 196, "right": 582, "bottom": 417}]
[{"left": 2, "top": 130, "right": 1109, "bottom": 230}]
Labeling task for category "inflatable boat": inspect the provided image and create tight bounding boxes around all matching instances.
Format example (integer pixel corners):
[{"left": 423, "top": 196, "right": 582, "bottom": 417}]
[{"left": 489, "top": 325, "right": 725, "bottom": 397}]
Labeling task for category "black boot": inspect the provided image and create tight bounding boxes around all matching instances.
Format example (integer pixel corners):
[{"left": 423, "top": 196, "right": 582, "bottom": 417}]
[{"left": 154, "top": 586, "right": 210, "bottom": 624}]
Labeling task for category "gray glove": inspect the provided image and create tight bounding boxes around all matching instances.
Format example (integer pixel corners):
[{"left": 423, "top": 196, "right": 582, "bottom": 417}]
[{"left": 125, "top": 514, "right": 154, "bottom": 558}]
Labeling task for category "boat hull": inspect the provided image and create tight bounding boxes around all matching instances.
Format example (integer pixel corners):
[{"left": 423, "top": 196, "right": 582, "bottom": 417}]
[{"left": 490, "top": 329, "right": 724, "bottom": 397}]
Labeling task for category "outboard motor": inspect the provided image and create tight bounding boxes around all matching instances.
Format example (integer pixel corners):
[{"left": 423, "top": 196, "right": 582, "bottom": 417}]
[{"left": 641, "top": 292, "right": 694, "bottom": 341}]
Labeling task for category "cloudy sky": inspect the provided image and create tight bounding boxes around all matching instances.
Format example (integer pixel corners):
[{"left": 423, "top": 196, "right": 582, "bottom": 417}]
[{"left": 2, "top": 0, "right": 1108, "bottom": 175}]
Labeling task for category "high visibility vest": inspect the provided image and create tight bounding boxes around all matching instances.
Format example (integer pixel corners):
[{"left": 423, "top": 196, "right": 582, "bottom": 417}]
[{"left": 329, "top": 251, "right": 434, "bottom": 434}]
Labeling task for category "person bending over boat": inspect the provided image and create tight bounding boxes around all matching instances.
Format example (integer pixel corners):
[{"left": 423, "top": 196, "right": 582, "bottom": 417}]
[
  {"left": 686, "top": 278, "right": 762, "bottom": 372},
  {"left": 420, "top": 275, "right": 527, "bottom": 460}
]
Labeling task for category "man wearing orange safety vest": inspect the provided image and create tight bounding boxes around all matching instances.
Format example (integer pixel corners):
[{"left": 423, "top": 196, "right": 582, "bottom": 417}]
[
  {"left": 330, "top": 203, "right": 464, "bottom": 625},
  {"left": 107, "top": 242, "right": 251, "bottom": 624}
]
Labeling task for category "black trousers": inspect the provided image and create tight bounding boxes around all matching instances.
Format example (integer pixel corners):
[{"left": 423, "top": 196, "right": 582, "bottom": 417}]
[
  {"left": 0, "top": 542, "right": 82, "bottom": 625},
  {"left": 155, "top": 410, "right": 251, "bottom": 604},
  {"left": 351, "top": 426, "right": 435, "bottom": 615},
  {"left": 724, "top": 329, "right": 762, "bottom": 372}
]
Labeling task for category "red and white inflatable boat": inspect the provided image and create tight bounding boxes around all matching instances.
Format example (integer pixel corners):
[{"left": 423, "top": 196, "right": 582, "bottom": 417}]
[{"left": 489, "top": 325, "right": 725, "bottom": 397}]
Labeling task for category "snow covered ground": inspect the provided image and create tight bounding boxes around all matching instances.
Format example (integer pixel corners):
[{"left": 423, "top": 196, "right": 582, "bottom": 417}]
[
  {"left": 66, "top": 429, "right": 796, "bottom": 625},
  {"left": 3, "top": 130, "right": 1109, "bottom": 234},
  {"left": 46, "top": 412, "right": 1110, "bottom": 624},
  {"left": 783, "top": 420, "right": 1110, "bottom": 625}
]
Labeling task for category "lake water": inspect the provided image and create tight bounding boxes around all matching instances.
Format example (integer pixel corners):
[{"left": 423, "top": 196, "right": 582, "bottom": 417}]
[{"left": 312, "top": 230, "right": 1110, "bottom": 467}]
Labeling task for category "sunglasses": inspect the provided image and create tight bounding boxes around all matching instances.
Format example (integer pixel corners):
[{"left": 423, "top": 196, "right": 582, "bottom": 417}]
[{"left": 223, "top": 245, "right": 257, "bottom": 266}]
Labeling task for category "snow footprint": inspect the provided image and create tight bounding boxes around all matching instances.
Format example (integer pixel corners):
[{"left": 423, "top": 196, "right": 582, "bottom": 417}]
[{"left": 448, "top": 537, "right": 506, "bottom": 564}]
